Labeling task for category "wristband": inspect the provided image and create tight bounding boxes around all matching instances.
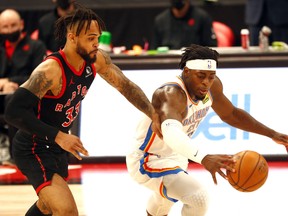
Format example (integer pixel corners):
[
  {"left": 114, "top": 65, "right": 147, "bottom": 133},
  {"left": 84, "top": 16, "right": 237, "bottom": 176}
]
[{"left": 161, "top": 119, "right": 207, "bottom": 164}]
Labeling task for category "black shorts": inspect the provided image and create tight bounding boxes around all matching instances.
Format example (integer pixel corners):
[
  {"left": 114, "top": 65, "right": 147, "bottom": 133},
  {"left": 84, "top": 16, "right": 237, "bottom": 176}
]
[{"left": 13, "top": 130, "right": 69, "bottom": 194}]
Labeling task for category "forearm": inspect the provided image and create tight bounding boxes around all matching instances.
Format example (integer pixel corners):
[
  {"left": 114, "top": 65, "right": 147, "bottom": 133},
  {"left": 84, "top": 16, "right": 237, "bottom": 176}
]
[
  {"left": 4, "top": 87, "right": 59, "bottom": 141},
  {"left": 224, "top": 108, "right": 275, "bottom": 138},
  {"left": 122, "top": 80, "right": 155, "bottom": 119},
  {"left": 161, "top": 119, "right": 207, "bottom": 164}
]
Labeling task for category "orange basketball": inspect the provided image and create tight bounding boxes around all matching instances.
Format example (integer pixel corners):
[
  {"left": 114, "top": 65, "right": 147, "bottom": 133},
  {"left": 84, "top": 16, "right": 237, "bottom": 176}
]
[{"left": 226, "top": 150, "right": 269, "bottom": 192}]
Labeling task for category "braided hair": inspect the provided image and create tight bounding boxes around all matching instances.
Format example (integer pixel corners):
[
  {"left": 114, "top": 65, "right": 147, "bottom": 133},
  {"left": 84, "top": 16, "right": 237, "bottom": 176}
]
[
  {"left": 179, "top": 44, "right": 219, "bottom": 69},
  {"left": 54, "top": 2, "right": 106, "bottom": 43}
]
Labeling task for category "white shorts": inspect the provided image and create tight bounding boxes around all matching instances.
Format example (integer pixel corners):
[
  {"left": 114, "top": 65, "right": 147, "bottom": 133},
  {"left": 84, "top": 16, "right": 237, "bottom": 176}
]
[
  {"left": 126, "top": 150, "right": 209, "bottom": 216},
  {"left": 126, "top": 150, "right": 188, "bottom": 191}
]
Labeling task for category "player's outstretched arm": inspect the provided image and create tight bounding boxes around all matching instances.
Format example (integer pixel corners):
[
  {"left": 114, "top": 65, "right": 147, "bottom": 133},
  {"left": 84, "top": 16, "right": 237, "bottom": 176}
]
[
  {"left": 95, "top": 49, "right": 162, "bottom": 137},
  {"left": 211, "top": 76, "right": 288, "bottom": 150}
]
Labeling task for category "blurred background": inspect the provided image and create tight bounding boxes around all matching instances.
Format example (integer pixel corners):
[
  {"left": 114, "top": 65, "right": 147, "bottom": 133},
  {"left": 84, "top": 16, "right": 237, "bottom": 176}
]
[{"left": 0, "top": 0, "right": 246, "bottom": 49}]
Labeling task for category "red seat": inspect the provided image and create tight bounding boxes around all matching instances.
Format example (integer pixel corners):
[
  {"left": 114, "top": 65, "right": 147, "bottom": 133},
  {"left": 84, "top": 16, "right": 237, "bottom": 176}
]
[
  {"left": 30, "top": 29, "right": 39, "bottom": 40},
  {"left": 213, "top": 21, "right": 235, "bottom": 47}
]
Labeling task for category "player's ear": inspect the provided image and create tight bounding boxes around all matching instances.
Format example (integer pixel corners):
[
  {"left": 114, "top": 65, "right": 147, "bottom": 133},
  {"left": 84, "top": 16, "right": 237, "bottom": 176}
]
[
  {"left": 67, "top": 33, "right": 76, "bottom": 43},
  {"left": 182, "top": 67, "right": 190, "bottom": 77}
]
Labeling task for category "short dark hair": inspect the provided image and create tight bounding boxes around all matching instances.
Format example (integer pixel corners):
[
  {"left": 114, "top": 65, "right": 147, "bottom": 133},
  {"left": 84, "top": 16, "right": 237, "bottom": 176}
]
[
  {"left": 179, "top": 44, "right": 219, "bottom": 69},
  {"left": 54, "top": 3, "right": 106, "bottom": 42}
]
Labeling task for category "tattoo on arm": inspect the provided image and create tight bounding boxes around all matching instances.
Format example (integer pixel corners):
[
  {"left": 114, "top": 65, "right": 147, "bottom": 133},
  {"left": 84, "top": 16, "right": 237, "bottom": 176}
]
[
  {"left": 122, "top": 81, "right": 154, "bottom": 118},
  {"left": 98, "top": 49, "right": 154, "bottom": 118},
  {"left": 26, "top": 72, "right": 53, "bottom": 99},
  {"left": 56, "top": 76, "right": 63, "bottom": 95},
  {"left": 99, "top": 49, "right": 112, "bottom": 65},
  {"left": 108, "top": 65, "right": 153, "bottom": 118}
]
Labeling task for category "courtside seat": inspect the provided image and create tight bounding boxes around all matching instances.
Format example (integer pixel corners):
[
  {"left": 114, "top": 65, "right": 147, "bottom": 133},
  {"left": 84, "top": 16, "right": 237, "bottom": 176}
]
[{"left": 213, "top": 21, "right": 235, "bottom": 47}]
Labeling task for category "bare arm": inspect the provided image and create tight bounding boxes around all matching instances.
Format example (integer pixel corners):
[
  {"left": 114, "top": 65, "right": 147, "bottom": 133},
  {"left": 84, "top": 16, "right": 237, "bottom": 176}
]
[
  {"left": 21, "top": 59, "right": 62, "bottom": 98},
  {"left": 211, "top": 76, "right": 288, "bottom": 146},
  {"left": 152, "top": 85, "right": 187, "bottom": 123},
  {"left": 95, "top": 49, "right": 161, "bottom": 136}
]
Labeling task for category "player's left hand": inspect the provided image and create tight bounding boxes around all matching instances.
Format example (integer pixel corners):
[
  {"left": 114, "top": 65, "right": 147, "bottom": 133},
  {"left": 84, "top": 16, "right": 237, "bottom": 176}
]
[{"left": 201, "top": 154, "right": 236, "bottom": 185}]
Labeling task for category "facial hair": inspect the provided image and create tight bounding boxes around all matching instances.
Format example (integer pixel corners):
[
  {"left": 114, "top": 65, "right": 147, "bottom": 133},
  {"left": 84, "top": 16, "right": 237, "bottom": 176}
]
[{"left": 76, "top": 42, "right": 97, "bottom": 64}]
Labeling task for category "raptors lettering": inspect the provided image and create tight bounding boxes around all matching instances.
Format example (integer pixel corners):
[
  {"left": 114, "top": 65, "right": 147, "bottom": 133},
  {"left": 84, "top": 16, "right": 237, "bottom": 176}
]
[{"left": 54, "top": 84, "right": 88, "bottom": 127}]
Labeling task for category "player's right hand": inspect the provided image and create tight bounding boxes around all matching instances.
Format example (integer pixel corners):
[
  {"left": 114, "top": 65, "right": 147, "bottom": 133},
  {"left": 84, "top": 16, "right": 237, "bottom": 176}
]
[
  {"left": 55, "top": 131, "right": 89, "bottom": 160},
  {"left": 201, "top": 154, "right": 236, "bottom": 185}
]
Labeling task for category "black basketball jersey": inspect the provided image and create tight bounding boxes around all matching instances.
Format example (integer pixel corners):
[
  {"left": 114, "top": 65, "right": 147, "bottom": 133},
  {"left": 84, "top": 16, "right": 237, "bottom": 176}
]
[{"left": 39, "top": 50, "right": 96, "bottom": 133}]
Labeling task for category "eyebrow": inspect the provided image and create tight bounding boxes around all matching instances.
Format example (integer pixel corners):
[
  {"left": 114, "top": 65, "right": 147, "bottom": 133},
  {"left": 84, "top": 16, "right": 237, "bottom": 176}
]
[
  {"left": 87, "top": 33, "right": 99, "bottom": 37},
  {"left": 195, "top": 70, "right": 216, "bottom": 74}
]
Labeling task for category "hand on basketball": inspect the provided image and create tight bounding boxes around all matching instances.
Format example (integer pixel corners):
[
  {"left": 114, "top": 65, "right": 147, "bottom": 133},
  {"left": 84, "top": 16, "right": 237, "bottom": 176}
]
[
  {"left": 55, "top": 131, "right": 89, "bottom": 160},
  {"left": 201, "top": 154, "right": 236, "bottom": 185}
]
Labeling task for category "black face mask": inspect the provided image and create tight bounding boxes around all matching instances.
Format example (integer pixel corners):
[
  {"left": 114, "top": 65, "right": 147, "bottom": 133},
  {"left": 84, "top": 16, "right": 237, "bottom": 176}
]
[
  {"left": 171, "top": 0, "right": 186, "bottom": 10},
  {"left": 0, "top": 34, "right": 4, "bottom": 45},
  {"left": 1, "top": 30, "right": 21, "bottom": 43}
]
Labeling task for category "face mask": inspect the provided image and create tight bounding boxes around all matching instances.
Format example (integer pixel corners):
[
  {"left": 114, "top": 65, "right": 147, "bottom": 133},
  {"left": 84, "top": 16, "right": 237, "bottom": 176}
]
[
  {"left": 2, "top": 30, "right": 21, "bottom": 43},
  {"left": 0, "top": 34, "right": 4, "bottom": 44},
  {"left": 171, "top": 0, "right": 186, "bottom": 10}
]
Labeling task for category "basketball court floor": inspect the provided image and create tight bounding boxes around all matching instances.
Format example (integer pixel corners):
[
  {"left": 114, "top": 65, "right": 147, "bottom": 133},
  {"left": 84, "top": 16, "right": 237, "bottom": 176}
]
[{"left": 0, "top": 161, "right": 287, "bottom": 216}]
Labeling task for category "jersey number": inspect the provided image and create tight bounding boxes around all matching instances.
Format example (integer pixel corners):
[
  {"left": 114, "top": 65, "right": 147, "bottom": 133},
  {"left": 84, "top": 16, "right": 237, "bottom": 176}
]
[{"left": 62, "top": 101, "right": 80, "bottom": 127}]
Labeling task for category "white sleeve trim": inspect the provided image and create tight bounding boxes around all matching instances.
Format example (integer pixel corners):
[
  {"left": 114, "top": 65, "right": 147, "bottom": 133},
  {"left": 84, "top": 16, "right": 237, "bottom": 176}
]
[{"left": 161, "top": 119, "right": 207, "bottom": 164}]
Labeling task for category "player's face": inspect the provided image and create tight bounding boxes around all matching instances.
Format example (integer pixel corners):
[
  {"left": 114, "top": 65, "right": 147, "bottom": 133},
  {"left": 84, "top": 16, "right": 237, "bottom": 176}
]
[
  {"left": 184, "top": 69, "right": 216, "bottom": 100},
  {"left": 76, "top": 21, "right": 100, "bottom": 64}
]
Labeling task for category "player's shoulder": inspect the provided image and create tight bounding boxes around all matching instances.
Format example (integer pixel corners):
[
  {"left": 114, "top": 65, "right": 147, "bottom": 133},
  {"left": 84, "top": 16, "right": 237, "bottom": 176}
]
[
  {"left": 95, "top": 49, "right": 112, "bottom": 67},
  {"left": 38, "top": 57, "right": 62, "bottom": 73},
  {"left": 210, "top": 76, "right": 223, "bottom": 95},
  {"left": 155, "top": 82, "right": 185, "bottom": 99}
]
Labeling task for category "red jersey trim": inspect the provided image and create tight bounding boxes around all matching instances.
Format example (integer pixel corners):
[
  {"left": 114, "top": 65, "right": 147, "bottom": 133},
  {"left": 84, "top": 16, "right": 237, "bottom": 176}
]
[
  {"left": 59, "top": 49, "right": 85, "bottom": 76},
  {"left": 91, "top": 63, "right": 97, "bottom": 77}
]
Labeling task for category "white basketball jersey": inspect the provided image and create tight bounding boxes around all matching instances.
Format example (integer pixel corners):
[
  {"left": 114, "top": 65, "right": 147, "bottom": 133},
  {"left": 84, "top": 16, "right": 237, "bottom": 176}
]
[{"left": 129, "top": 76, "right": 213, "bottom": 177}]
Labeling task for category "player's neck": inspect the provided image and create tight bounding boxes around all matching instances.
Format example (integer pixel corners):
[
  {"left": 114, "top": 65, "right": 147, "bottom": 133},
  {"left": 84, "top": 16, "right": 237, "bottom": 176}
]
[{"left": 62, "top": 46, "right": 85, "bottom": 71}]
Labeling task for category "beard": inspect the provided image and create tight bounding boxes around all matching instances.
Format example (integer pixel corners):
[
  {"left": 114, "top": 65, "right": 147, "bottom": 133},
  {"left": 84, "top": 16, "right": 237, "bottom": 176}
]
[{"left": 76, "top": 43, "right": 97, "bottom": 64}]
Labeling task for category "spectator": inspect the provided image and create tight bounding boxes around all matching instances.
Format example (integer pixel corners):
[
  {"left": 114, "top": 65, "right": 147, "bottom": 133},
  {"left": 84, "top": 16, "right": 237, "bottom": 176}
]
[
  {"left": 38, "top": 0, "right": 75, "bottom": 52},
  {"left": 0, "top": 9, "right": 47, "bottom": 165},
  {"left": 245, "top": 0, "right": 288, "bottom": 46},
  {"left": 151, "top": 0, "right": 217, "bottom": 50}
]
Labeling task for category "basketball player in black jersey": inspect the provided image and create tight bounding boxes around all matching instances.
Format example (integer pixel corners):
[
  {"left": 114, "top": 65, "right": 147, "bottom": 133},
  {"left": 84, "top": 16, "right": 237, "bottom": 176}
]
[{"left": 4, "top": 3, "right": 161, "bottom": 216}]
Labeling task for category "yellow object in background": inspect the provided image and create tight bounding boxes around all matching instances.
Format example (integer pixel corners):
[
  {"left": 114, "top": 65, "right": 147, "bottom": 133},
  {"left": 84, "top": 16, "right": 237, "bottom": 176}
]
[
  {"left": 272, "top": 41, "right": 288, "bottom": 50},
  {"left": 132, "top": 45, "right": 143, "bottom": 55}
]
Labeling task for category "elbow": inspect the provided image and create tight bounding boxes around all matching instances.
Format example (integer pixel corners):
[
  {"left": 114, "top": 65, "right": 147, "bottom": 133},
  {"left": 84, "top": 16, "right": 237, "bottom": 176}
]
[
  {"left": 218, "top": 115, "right": 230, "bottom": 123},
  {"left": 4, "top": 105, "right": 22, "bottom": 128},
  {"left": 4, "top": 108, "right": 16, "bottom": 126}
]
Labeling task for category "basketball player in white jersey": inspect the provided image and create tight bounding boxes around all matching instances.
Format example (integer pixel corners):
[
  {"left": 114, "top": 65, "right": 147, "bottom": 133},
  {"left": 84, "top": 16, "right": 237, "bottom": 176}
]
[{"left": 126, "top": 44, "right": 288, "bottom": 216}]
